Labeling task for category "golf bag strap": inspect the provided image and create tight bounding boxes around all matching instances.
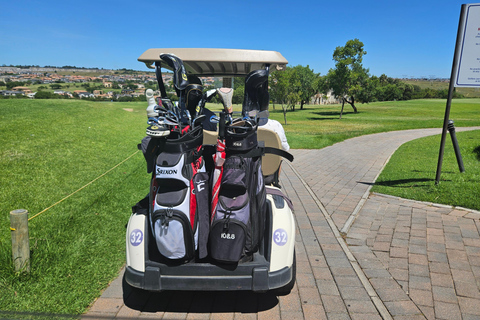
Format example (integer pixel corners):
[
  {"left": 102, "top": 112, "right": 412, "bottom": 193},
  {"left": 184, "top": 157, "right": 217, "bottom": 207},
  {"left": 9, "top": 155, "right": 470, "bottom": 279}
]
[
  {"left": 155, "top": 61, "right": 168, "bottom": 98},
  {"left": 264, "top": 147, "right": 294, "bottom": 162},
  {"left": 228, "top": 145, "right": 293, "bottom": 162}
]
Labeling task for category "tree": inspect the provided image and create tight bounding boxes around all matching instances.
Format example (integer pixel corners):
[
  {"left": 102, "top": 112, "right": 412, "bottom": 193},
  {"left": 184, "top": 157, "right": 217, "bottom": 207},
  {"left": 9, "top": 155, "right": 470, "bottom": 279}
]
[
  {"left": 325, "top": 38, "right": 370, "bottom": 118},
  {"left": 292, "top": 65, "right": 319, "bottom": 110},
  {"left": 232, "top": 77, "right": 245, "bottom": 105},
  {"left": 270, "top": 67, "right": 299, "bottom": 124}
]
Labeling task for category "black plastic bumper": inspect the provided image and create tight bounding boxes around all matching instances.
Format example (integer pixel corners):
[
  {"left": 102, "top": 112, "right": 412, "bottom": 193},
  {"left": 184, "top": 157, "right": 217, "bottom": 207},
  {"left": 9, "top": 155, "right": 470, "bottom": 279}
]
[{"left": 125, "top": 253, "right": 292, "bottom": 292}]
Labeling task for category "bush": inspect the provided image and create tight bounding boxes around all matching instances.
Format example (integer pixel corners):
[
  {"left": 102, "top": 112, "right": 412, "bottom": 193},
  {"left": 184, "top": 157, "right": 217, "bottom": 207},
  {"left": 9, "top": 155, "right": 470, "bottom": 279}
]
[{"left": 35, "top": 91, "right": 59, "bottom": 99}]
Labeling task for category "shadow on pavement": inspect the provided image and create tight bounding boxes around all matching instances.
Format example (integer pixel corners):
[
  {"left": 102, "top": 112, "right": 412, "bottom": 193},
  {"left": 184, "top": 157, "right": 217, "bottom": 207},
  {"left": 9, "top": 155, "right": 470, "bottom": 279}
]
[{"left": 122, "top": 274, "right": 278, "bottom": 314}]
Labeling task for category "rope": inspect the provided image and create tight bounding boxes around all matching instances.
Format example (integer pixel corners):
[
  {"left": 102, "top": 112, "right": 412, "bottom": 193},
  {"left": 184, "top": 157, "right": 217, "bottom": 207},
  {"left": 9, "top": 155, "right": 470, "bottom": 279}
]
[{"left": 28, "top": 150, "right": 140, "bottom": 222}]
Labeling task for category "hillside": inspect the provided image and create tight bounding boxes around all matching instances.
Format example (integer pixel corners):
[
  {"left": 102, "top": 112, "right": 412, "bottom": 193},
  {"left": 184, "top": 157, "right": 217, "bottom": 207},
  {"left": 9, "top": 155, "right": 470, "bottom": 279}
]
[{"left": 404, "top": 79, "right": 480, "bottom": 98}]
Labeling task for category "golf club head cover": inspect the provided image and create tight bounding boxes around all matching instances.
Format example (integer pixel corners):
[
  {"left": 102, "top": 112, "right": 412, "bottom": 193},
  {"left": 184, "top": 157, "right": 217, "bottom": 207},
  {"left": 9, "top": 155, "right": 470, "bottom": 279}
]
[
  {"left": 242, "top": 69, "right": 269, "bottom": 117},
  {"left": 185, "top": 84, "right": 204, "bottom": 118},
  {"left": 160, "top": 53, "right": 189, "bottom": 91},
  {"left": 216, "top": 88, "right": 233, "bottom": 114}
]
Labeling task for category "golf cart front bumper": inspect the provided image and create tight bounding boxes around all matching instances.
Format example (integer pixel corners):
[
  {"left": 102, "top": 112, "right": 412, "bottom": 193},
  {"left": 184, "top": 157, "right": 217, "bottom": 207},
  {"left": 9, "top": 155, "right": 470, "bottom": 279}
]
[{"left": 125, "top": 253, "right": 293, "bottom": 292}]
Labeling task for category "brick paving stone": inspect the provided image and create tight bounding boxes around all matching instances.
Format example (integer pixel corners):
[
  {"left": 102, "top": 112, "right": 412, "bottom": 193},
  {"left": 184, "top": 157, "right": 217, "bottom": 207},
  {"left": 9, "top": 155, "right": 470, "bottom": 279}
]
[
  {"left": 388, "top": 268, "right": 409, "bottom": 281},
  {"left": 298, "top": 287, "right": 322, "bottom": 305},
  {"left": 417, "top": 305, "right": 435, "bottom": 320},
  {"left": 390, "top": 247, "right": 408, "bottom": 258},
  {"left": 257, "top": 305, "right": 280, "bottom": 320},
  {"left": 338, "top": 286, "right": 371, "bottom": 301},
  {"left": 321, "top": 295, "right": 348, "bottom": 314},
  {"left": 87, "top": 297, "right": 123, "bottom": 314},
  {"left": 409, "top": 253, "right": 429, "bottom": 266},
  {"left": 186, "top": 312, "right": 211, "bottom": 320},
  {"left": 279, "top": 287, "right": 302, "bottom": 313},
  {"left": 393, "top": 316, "right": 426, "bottom": 320},
  {"left": 389, "top": 257, "right": 408, "bottom": 270},
  {"left": 457, "top": 296, "right": 480, "bottom": 316},
  {"left": 432, "top": 286, "right": 458, "bottom": 303},
  {"left": 384, "top": 300, "right": 422, "bottom": 316},
  {"left": 455, "top": 281, "right": 480, "bottom": 299},
  {"left": 408, "top": 264, "right": 429, "bottom": 277},
  {"left": 344, "top": 300, "right": 378, "bottom": 314},
  {"left": 409, "top": 275, "right": 431, "bottom": 291},
  {"left": 449, "top": 259, "right": 472, "bottom": 271},
  {"left": 317, "top": 279, "right": 340, "bottom": 296},
  {"left": 434, "top": 301, "right": 462, "bottom": 320},
  {"left": 361, "top": 267, "right": 392, "bottom": 279},
  {"left": 325, "top": 312, "right": 351, "bottom": 320},
  {"left": 451, "top": 268, "right": 476, "bottom": 283},
  {"left": 408, "top": 289, "right": 434, "bottom": 307},
  {"left": 409, "top": 245, "right": 427, "bottom": 255},
  {"left": 350, "top": 314, "right": 383, "bottom": 320},
  {"left": 296, "top": 272, "right": 317, "bottom": 288},
  {"left": 430, "top": 273, "right": 454, "bottom": 288},
  {"left": 277, "top": 311, "right": 305, "bottom": 320},
  {"left": 427, "top": 242, "right": 446, "bottom": 253},
  {"left": 375, "top": 287, "right": 411, "bottom": 302},
  {"left": 334, "top": 276, "right": 363, "bottom": 288},
  {"left": 301, "top": 304, "right": 328, "bottom": 320},
  {"left": 312, "top": 267, "right": 335, "bottom": 281},
  {"left": 427, "top": 251, "right": 448, "bottom": 263},
  {"left": 330, "top": 267, "right": 357, "bottom": 277},
  {"left": 115, "top": 305, "right": 141, "bottom": 319}
]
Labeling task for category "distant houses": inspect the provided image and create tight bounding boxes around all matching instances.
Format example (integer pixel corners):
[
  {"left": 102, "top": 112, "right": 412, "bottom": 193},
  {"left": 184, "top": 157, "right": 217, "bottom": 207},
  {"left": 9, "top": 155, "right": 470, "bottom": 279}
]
[{"left": 1, "top": 66, "right": 218, "bottom": 100}]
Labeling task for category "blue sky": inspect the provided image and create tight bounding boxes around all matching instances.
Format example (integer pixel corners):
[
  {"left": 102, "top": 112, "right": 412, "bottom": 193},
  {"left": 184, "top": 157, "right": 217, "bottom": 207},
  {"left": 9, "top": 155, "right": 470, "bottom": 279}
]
[{"left": 0, "top": 0, "right": 471, "bottom": 78}]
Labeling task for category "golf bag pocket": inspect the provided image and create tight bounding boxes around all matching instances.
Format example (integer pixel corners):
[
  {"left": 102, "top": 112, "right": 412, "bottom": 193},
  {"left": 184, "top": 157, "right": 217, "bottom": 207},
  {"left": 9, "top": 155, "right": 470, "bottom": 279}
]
[
  {"left": 209, "top": 218, "right": 246, "bottom": 263},
  {"left": 152, "top": 208, "right": 195, "bottom": 260}
]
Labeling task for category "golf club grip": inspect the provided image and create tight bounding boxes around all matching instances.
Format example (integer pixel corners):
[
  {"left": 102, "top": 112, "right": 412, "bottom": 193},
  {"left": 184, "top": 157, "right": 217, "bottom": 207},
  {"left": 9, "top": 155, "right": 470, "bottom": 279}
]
[{"left": 219, "top": 112, "right": 226, "bottom": 139}]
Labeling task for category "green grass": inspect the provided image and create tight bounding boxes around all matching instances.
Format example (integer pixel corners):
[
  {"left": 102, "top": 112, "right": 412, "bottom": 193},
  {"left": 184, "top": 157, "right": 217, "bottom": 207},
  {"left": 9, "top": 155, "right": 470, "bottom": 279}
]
[
  {"left": 372, "top": 130, "right": 480, "bottom": 211},
  {"left": 1, "top": 98, "right": 479, "bottom": 316},
  {"left": 211, "top": 99, "right": 480, "bottom": 149},
  {"left": 0, "top": 99, "right": 149, "bottom": 315}
]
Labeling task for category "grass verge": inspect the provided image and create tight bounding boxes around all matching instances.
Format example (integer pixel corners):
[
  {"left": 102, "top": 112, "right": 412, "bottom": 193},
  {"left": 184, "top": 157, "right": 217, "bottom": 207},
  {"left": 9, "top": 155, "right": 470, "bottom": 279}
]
[
  {"left": 372, "top": 130, "right": 480, "bottom": 211},
  {"left": 0, "top": 99, "right": 149, "bottom": 315}
]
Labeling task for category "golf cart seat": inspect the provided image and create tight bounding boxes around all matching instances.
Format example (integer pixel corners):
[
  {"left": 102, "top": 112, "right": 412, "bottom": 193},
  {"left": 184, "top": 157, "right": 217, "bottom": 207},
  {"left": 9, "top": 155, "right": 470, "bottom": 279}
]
[
  {"left": 203, "top": 127, "right": 282, "bottom": 183},
  {"left": 203, "top": 129, "right": 217, "bottom": 145}
]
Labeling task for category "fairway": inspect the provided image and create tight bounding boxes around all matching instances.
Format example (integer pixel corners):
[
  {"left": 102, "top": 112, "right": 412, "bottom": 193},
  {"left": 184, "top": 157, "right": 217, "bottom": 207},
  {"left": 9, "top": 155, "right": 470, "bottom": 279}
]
[{"left": 0, "top": 97, "right": 479, "bottom": 315}]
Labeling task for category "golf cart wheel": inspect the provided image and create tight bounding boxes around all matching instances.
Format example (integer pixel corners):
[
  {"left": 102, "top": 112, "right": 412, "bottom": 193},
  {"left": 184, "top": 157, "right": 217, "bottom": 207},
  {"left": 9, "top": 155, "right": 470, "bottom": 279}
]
[{"left": 273, "top": 250, "right": 296, "bottom": 296}]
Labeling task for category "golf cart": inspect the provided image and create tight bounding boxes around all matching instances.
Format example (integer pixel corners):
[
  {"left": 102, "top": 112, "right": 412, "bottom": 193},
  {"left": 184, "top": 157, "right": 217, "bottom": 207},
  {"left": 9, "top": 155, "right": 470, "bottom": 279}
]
[{"left": 125, "top": 48, "right": 296, "bottom": 295}]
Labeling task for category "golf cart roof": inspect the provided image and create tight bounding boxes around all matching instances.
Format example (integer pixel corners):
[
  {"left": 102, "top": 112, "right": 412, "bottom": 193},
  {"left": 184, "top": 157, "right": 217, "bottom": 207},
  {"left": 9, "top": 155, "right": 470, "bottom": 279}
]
[{"left": 138, "top": 48, "right": 288, "bottom": 76}]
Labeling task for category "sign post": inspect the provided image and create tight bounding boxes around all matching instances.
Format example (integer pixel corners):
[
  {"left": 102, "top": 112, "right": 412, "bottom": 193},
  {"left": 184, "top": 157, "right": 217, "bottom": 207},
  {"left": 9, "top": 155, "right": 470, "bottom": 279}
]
[{"left": 435, "top": 3, "right": 480, "bottom": 184}]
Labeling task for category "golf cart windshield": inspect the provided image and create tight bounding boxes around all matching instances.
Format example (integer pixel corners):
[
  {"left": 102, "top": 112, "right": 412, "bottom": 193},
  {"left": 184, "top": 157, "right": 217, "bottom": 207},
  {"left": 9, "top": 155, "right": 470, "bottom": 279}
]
[{"left": 138, "top": 48, "right": 288, "bottom": 76}]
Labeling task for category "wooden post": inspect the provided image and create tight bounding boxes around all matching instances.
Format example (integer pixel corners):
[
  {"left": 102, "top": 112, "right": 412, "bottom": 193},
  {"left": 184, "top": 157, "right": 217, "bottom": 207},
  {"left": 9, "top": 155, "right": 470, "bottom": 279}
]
[{"left": 10, "top": 209, "right": 30, "bottom": 273}]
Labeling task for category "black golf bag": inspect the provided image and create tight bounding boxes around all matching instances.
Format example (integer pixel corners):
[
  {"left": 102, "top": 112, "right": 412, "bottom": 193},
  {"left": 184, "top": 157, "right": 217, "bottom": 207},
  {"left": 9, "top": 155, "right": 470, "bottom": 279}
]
[{"left": 209, "top": 121, "right": 267, "bottom": 263}]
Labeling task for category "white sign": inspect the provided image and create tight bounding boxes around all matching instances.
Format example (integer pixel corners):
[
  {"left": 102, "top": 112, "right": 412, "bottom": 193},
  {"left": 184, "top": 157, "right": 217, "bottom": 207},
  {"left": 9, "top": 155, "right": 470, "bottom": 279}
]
[{"left": 455, "top": 3, "right": 480, "bottom": 87}]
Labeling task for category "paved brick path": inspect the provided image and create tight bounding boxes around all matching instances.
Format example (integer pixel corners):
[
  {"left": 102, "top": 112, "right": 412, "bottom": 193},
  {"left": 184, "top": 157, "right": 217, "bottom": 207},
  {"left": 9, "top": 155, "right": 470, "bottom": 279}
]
[{"left": 83, "top": 127, "right": 480, "bottom": 320}]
